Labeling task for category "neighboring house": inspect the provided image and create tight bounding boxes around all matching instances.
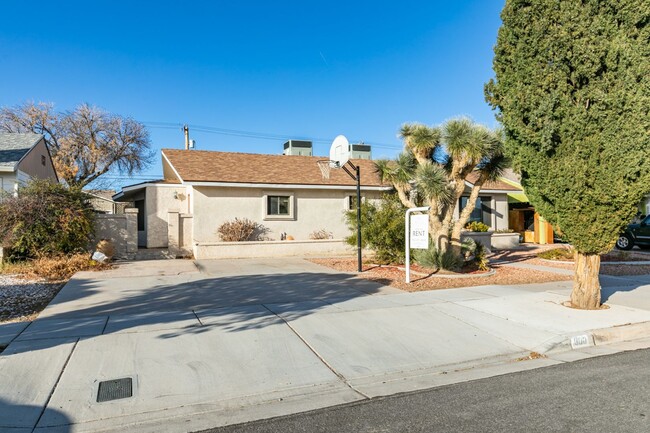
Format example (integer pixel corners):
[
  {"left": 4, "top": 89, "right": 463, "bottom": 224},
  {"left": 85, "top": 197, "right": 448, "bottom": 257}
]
[
  {"left": 113, "top": 147, "right": 518, "bottom": 258},
  {"left": 498, "top": 169, "right": 555, "bottom": 244},
  {"left": 461, "top": 172, "right": 521, "bottom": 232},
  {"left": 86, "top": 190, "right": 129, "bottom": 214},
  {"left": 0, "top": 132, "right": 58, "bottom": 195}
]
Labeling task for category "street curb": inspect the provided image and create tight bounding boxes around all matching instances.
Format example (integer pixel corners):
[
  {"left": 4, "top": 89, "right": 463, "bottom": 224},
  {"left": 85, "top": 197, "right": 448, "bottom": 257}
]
[{"left": 539, "top": 320, "right": 650, "bottom": 355}]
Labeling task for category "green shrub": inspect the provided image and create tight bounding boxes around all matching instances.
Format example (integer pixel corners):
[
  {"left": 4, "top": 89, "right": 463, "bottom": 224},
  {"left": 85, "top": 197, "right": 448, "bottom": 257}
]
[
  {"left": 345, "top": 193, "right": 406, "bottom": 264},
  {"left": 0, "top": 180, "right": 95, "bottom": 260},
  {"left": 537, "top": 247, "right": 575, "bottom": 261},
  {"left": 473, "top": 241, "right": 489, "bottom": 271},
  {"left": 414, "top": 244, "right": 463, "bottom": 271},
  {"left": 464, "top": 221, "right": 490, "bottom": 232}
]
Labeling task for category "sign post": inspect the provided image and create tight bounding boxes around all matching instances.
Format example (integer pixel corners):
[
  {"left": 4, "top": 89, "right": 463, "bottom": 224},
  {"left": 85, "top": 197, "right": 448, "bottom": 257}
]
[{"left": 405, "top": 206, "right": 430, "bottom": 283}]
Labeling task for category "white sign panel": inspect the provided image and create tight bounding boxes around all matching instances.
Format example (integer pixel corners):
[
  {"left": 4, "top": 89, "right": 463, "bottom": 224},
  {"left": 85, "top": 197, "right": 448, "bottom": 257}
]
[{"left": 410, "top": 214, "right": 429, "bottom": 249}]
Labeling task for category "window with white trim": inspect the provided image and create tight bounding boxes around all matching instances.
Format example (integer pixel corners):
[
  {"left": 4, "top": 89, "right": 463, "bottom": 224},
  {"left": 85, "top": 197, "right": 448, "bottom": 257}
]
[{"left": 264, "top": 193, "right": 295, "bottom": 220}]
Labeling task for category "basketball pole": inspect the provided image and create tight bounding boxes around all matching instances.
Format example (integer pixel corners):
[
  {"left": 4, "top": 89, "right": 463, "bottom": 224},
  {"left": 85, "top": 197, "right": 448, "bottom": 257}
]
[
  {"left": 342, "top": 161, "right": 362, "bottom": 272},
  {"left": 355, "top": 164, "right": 362, "bottom": 272}
]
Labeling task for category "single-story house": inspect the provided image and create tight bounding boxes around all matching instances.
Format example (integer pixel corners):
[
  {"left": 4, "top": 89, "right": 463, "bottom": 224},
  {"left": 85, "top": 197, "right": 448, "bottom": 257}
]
[
  {"left": 0, "top": 132, "right": 58, "bottom": 195},
  {"left": 114, "top": 147, "right": 520, "bottom": 259}
]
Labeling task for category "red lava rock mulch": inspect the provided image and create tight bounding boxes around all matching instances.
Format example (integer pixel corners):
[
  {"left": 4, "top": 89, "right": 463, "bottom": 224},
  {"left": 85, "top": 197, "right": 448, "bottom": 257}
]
[{"left": 308, "top": 258, "right": 571, "bottom": 292}]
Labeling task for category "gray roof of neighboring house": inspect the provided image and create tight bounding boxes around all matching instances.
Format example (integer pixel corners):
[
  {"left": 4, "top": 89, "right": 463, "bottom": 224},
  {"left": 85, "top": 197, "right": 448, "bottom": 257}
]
[{"left": 0, "top": 132, "right": 43, "bottom": 171}]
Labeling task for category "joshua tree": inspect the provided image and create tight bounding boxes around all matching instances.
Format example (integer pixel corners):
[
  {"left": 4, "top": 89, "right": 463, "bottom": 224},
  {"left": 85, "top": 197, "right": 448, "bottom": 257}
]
[{"left": 376, "top": 118, "right": 508, "bottom": 259}]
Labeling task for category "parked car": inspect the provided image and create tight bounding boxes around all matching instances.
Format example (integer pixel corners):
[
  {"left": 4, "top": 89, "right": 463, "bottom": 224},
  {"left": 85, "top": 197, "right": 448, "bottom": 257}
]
[{"left": 616, "top": 215, "right": 650, "bottom": 250}]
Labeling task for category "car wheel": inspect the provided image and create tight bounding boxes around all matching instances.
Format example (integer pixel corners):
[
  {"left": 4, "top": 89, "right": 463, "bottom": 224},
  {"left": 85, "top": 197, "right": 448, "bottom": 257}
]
[{"left": 616, "top": 234, "right": 634, "bottom": 250}]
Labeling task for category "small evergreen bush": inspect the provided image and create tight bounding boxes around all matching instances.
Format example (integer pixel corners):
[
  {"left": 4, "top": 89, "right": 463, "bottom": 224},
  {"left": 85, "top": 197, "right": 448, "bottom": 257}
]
[
  {"left": 414, "top": 244, "right": 463, "bottom": 271},
  {"left": 464, "top": 221, "right": 490, "bottom": 232},
  {"left": 345, "top": 193, "right": 406, "bottom": 264},
  {"left": 537, "top": 247, "right": 575, "bottom": 261}
]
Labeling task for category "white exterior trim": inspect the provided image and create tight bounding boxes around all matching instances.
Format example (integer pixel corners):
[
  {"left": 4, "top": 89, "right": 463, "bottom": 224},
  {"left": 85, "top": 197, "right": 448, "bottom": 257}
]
[
  {"left": 186, "top": 181, "right": 390, "bottom": 191},
  {"left": 112, "top": 182, "right": 181, "bottom": 200}
]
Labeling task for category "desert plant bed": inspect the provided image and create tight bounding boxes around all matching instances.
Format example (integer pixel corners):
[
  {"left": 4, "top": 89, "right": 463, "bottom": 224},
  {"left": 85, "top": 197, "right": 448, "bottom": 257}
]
[{"left": 309, "top": 258, "right": 571, "bottom": 292}]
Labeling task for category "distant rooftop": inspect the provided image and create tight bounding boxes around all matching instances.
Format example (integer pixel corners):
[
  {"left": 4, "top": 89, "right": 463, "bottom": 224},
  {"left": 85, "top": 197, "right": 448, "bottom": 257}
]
[{"left": 0, "top": 132, "right": 43, "bottom": 170}]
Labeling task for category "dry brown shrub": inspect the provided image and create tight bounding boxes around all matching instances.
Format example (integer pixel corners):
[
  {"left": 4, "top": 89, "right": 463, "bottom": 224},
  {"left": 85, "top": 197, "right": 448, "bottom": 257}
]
[
  {"left": 309, "top": 229, "right": 333, "bottom": 240},
  {"left": 96, "top": 239, "right": 115, "bottom": 259},
  {"left": 217, "top": 218, "right": 269, "bottom": 242},
  {"left": 13, "top": 254, "right": 112, "bottom": 281}
]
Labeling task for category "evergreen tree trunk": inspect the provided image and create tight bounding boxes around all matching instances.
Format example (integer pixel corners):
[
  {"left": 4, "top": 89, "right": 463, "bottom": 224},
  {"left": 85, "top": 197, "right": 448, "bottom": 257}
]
[{"left": 570, "top": 253, "right": 601, "bottom": 309}]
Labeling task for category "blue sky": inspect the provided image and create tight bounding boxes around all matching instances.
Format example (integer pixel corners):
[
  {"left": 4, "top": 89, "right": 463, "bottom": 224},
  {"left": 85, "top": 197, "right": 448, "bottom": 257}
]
[{"left": 0, "top": 1, "right": 504, "bottom": 187}]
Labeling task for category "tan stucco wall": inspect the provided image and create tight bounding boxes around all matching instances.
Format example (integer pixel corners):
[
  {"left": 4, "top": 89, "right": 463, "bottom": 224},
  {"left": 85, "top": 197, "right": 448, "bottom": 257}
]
[
  {"left": 93, "top": 209, "right": 138, "bottom": 259},
  {"left": 145, "top": 185, "right": 188, "bottom": 248},
  {"left": 194, "top": 239, "right": 353, "bottom": 259},
  {"left": 492, "top": 193, "right": 509, "bottom": 230},
  {"left": 191, "top": 186, "right": 383, "bottom": 243},
  {"left": 16, "top": 139, "right": 57, "bottom": 181}
]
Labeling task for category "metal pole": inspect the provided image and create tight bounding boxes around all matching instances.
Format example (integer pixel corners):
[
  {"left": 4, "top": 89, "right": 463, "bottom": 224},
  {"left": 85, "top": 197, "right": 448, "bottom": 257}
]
[{"left": 356, "top": 164, "right": 362, "bottom": 273}]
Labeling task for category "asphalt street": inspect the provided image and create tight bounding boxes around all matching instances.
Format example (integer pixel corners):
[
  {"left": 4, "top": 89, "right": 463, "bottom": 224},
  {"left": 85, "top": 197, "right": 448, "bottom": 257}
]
[{"left": 203, "top": 348, "right": 650, "bottom": 433}]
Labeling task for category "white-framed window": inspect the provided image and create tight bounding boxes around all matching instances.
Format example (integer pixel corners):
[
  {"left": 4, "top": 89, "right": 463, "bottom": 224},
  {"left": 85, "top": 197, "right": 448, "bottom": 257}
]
[{"left": 264, "top": 192, "right": 295, "bottom": 220}]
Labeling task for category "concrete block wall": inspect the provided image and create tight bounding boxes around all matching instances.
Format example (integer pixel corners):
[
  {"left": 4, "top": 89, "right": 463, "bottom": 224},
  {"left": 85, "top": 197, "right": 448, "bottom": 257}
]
[{"left": 94, "top": 208, "right": 138, "bottom": 259}]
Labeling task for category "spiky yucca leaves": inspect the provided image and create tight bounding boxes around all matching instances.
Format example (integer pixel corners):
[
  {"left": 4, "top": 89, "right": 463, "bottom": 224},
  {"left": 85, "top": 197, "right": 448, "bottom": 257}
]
[
  {"left": 399, "top": 124, "right": 441, "bottom": 164},
  {"left": 376, "top": 118, "right": 506, "bottom": 258}
]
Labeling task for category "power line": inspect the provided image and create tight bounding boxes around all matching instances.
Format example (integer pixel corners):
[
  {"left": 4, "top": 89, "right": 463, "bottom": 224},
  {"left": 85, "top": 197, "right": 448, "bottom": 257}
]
[{"left": 142, "top": 121, "right": 404, "bottom": 151}]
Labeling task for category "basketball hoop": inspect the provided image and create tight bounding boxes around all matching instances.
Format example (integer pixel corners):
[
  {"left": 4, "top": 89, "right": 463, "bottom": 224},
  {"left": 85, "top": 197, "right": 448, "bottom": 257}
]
[{"left": 317, "top": 160, "right": 333, "bottom": 179}]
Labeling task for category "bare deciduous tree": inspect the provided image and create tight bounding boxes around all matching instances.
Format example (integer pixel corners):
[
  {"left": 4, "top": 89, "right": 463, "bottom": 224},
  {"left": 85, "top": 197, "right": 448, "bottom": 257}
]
[{"left": 1, "top": 102, "right": 153, "bottom": 188}]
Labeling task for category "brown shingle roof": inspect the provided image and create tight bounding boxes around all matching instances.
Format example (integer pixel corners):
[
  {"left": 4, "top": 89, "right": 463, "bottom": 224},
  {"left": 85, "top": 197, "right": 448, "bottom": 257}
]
[
  {"left": 465, "top": 171, "right": 522, "bottom": 191},
  {"left": 162, "top": 149, "right": 388, "bottom": 187}
]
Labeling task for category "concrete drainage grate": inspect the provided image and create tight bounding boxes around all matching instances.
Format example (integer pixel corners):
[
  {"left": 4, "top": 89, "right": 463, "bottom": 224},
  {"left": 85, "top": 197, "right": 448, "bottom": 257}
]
[{"left": 97, "top": 377, "right": 133, "bottom": 403}]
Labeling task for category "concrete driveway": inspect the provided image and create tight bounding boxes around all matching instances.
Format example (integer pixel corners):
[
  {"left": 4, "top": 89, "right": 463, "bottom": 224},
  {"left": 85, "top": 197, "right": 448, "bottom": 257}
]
[{"left": 2, "top": 257, "right": 650, "bottom": 433}]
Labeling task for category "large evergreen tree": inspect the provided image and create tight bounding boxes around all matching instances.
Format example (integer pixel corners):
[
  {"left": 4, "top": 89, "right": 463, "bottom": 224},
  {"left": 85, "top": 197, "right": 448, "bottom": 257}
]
[{"left": 486, "top": 1, "right": 650, "bottom": 309}]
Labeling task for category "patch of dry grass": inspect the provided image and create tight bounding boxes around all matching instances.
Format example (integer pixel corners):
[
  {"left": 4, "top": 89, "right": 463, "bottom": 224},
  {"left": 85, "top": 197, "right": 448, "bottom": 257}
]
[{"left": 1, "top": 253, "right": 112, "bottom": 282}]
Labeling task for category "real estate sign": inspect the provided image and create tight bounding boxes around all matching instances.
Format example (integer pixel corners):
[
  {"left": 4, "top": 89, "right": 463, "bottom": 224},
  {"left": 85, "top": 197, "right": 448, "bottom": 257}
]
[{"left": 410, "top": 214, "right": 429, "bottom": 249}]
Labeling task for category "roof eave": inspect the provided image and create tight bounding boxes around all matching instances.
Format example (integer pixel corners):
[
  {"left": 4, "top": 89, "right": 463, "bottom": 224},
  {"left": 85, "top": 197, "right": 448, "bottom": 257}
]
[{"left": 185, "top": 181, "right": 390, "bottom": 191}]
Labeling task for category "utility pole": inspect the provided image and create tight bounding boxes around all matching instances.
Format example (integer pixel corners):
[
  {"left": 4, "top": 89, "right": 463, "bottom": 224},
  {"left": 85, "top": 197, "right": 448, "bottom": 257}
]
[{"left": 183, "top": 125, "right": 189, "bottom": 150}]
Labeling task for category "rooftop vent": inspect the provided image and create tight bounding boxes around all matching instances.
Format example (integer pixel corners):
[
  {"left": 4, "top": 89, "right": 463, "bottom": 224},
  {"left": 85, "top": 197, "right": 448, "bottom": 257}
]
[
  {"left": 350, "top": 143, "right": 371, "bottom": 160},
  {"left": 283, "top": 140, "right": 313, "bottom": 156}
]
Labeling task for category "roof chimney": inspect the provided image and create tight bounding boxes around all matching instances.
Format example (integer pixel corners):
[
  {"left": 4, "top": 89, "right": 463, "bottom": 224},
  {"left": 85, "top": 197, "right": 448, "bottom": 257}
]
[{"left": 183, "top": 125, "right": 189, "bottom": 150}]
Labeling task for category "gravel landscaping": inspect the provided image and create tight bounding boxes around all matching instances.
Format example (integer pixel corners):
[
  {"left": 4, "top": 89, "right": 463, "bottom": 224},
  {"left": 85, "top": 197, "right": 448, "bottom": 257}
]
[
  {"left": 0, "top": 275, "right": 64, "bottom": 323},
  {"left": 309, "top": 258, "right": 572, "bottom": 292},
  {"left": 311, "top": 244, "right": 650, "bottom": 291}
]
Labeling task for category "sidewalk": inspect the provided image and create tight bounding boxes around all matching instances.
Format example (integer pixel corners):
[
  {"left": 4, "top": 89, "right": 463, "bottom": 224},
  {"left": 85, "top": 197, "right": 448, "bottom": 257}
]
[{"left": 1, "top": 258, "right": 650, "bottom": 433}]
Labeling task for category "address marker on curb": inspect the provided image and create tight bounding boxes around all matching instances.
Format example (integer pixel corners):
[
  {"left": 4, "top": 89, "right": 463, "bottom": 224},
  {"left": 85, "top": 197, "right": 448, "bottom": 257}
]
[{"left": 570, "top": 334, "right": 592, "bottom": 349}]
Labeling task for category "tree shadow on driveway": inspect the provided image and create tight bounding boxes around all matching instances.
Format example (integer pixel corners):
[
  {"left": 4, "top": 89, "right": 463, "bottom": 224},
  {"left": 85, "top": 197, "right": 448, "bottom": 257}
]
[{"left": 5, "top": 270, "right": 394, "bottom": 354}]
